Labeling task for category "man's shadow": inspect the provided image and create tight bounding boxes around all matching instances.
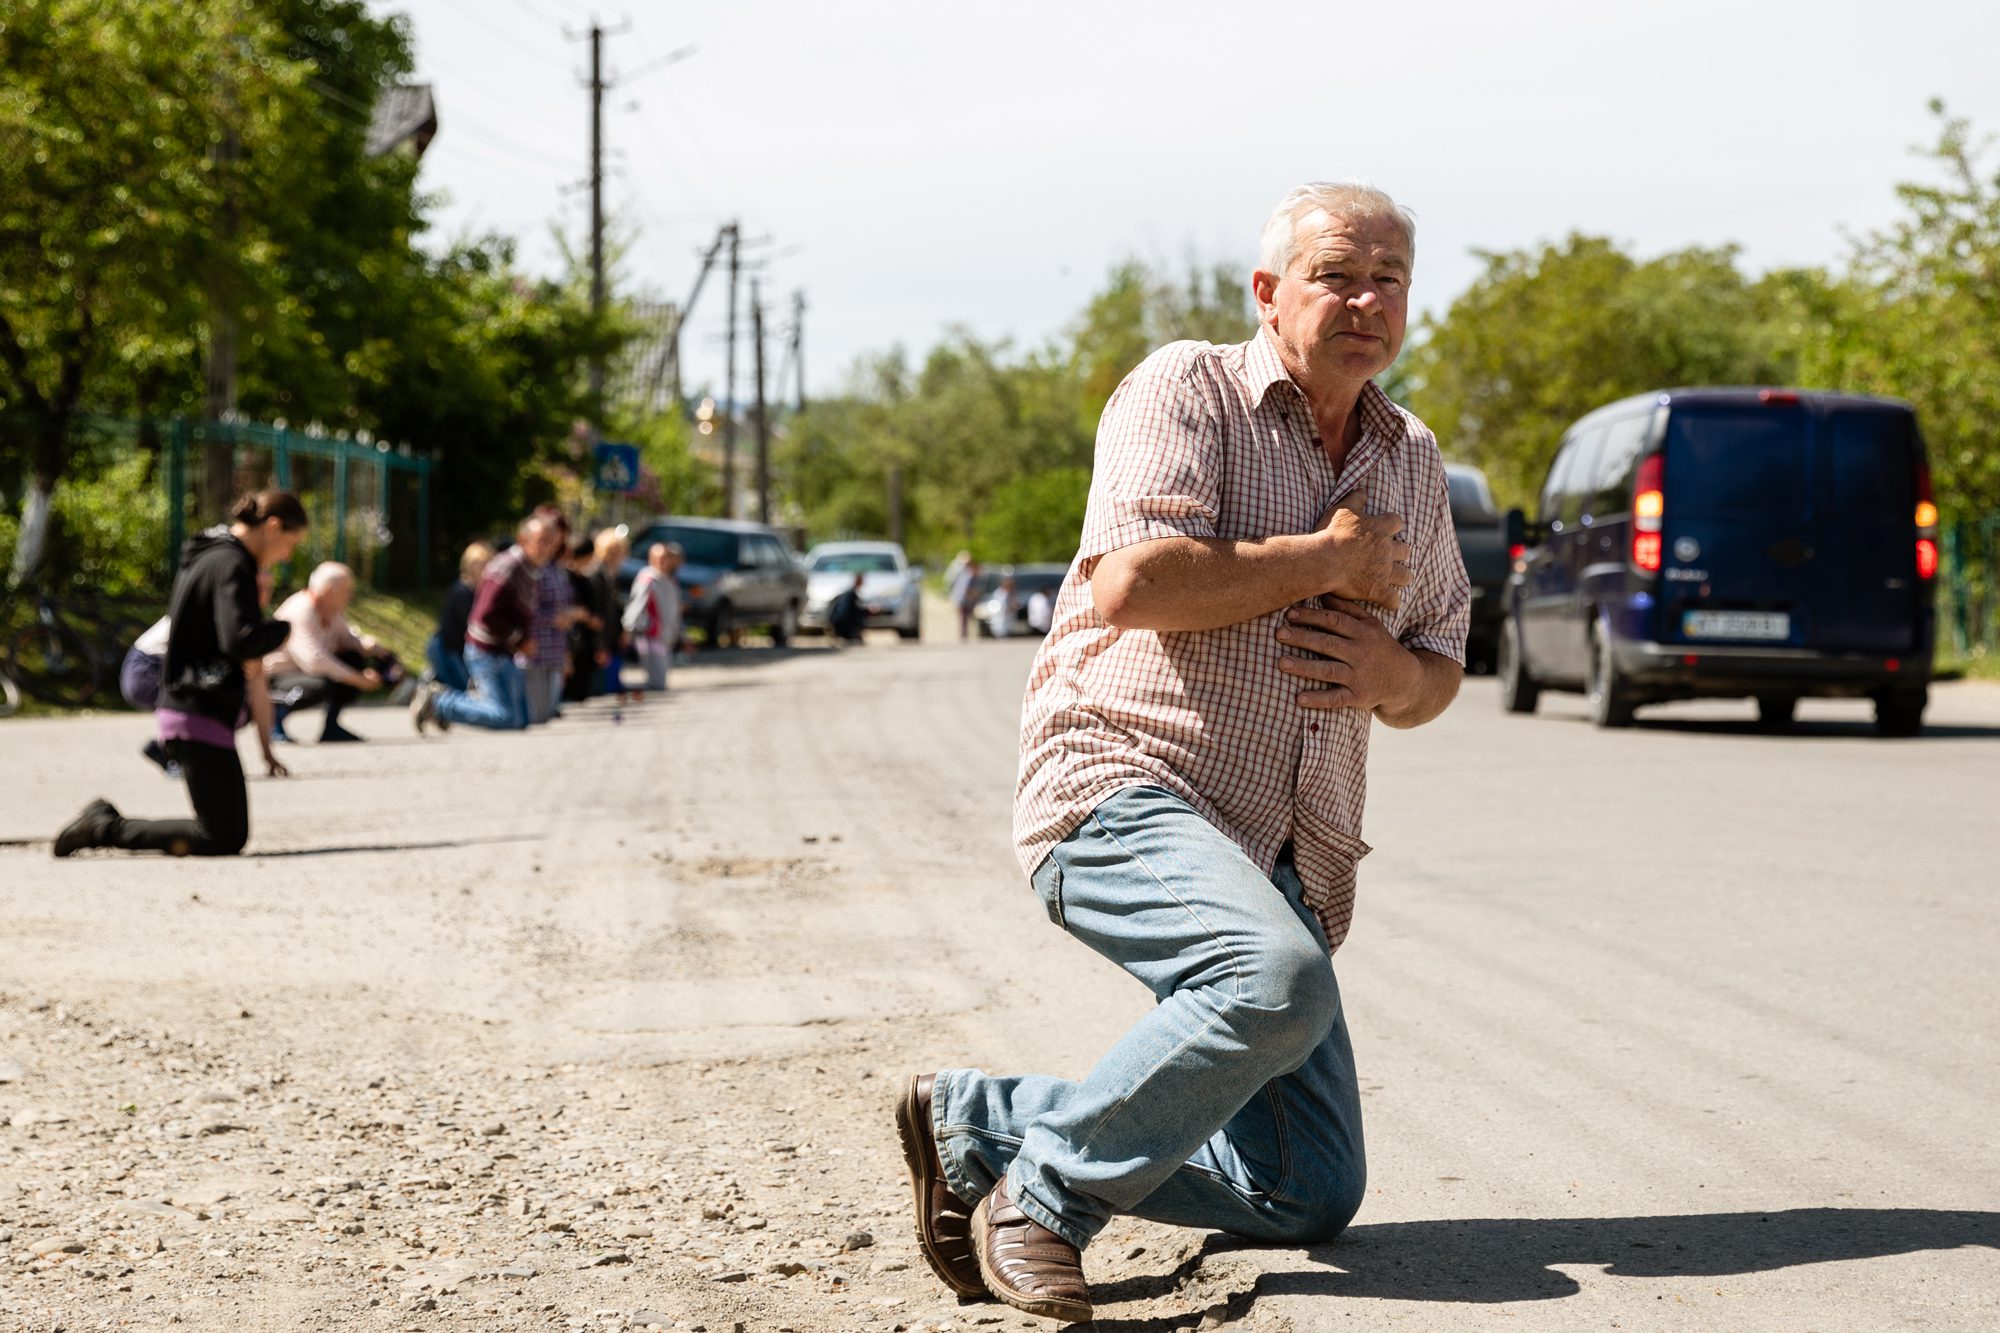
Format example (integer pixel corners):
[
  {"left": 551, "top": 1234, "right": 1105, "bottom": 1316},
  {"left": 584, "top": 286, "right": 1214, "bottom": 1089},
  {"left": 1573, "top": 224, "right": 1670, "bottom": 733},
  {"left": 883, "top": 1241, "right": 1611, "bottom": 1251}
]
[{"left": 1089, "top": 1208, "right": 2000, "bottom": 1329}]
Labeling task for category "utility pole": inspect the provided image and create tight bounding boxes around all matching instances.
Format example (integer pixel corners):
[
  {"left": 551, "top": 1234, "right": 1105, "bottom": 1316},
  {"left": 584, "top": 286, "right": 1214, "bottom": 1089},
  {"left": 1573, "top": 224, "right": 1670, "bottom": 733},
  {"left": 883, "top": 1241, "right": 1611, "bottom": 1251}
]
[
  {"left": 791, "top": 290, "right": 807, "bottom": 415},
  {"left": 752, "top": 279, "right": 770, "bottom": 525},
  {"left": 721, "top": 220, "right": 740, "bottom": 518},
  {"left": 887, "top": 462, "right": 905, "bottom": 549},
  {"left": 588, "top": 23, "right": 605, "bottom": 409},
  {"left": 572, "top": 20, "right": 631, "bottom": 418}
]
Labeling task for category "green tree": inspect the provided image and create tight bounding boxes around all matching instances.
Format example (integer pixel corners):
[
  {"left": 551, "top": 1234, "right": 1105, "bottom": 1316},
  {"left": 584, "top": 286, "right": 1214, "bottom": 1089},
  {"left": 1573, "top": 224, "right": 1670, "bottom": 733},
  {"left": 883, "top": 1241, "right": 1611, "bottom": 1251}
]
[
  {"left": 972, "top": 467, "right": 1091, "bottom": 564},
  {"left": 1400, "top": 236, "right": 1808, "bottom": 507},
  {"left": 0, "top": 0, "right": 315, "bottom": 574},
  {"left": 1799, "top": 101, "right": 2000, "bottom": 518}
]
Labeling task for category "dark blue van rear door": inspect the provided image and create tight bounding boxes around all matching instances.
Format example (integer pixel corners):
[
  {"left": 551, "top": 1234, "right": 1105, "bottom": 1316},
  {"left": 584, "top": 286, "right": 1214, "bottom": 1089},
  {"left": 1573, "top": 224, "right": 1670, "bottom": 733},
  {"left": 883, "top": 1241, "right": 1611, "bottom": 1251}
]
[
  {"left": 1816, "top": 405, "right": 1920, "bottom": 652},
  {"left": 1659, "top": 404, "right": 1816, "bottom": 650}
]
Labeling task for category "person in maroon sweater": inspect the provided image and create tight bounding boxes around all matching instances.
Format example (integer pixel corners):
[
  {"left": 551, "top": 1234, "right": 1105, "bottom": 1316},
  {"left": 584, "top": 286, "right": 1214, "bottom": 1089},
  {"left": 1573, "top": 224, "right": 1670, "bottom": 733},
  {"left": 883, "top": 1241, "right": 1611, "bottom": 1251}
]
[{"left": 415, "top": 516, "right": 560, "bottom": 731}]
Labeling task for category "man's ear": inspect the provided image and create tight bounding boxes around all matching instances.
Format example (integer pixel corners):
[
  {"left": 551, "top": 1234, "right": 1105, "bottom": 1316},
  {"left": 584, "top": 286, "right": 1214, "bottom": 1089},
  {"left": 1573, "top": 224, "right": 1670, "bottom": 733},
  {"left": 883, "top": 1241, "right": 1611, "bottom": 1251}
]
[{"left": 1251, "top": 268, "right": 1280, "bottom": 319}]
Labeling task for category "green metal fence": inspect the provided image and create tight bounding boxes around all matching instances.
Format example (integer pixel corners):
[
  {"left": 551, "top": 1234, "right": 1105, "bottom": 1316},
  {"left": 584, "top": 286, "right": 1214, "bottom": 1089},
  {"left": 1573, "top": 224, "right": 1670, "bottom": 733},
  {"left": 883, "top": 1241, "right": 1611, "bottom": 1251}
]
[
  {"left": 1942, "top": 514, "right": 1999, "bottom": 658},
  {"left": 165, "top": 419, "right": 435, "bottom": 591}
]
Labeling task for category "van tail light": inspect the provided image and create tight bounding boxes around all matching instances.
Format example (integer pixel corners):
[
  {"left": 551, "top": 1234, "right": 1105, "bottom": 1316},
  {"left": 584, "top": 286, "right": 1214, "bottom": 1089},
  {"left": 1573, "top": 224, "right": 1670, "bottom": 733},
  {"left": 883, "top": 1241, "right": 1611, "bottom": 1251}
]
[
  {"left": 1915, "top": 456, "right": 1938, "bottom": 581},
  {"left": 1632, "top": 453, "right": 1665, "bottom": 573},
  {"left": 1758, "top": 389, "right": 1801, "bottom": 405}
]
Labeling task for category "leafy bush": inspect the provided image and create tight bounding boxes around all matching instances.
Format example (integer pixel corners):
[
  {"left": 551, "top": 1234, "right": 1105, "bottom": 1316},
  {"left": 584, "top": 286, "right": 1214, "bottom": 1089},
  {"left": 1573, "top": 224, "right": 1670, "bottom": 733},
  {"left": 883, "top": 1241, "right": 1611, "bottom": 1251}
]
[{"left": 972, "top": 468, "right": 1090, "bottom": 565}]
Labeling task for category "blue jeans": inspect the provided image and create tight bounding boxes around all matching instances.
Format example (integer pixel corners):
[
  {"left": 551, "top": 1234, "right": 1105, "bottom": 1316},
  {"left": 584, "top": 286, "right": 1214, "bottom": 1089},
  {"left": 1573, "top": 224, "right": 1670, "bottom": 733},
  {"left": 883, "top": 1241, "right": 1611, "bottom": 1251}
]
[
  {"left": 425, "top": 634, "right": 471, "bottom": 693},
  {"left": 523, "top": 665, "right": 562, "bottom": 724},
  {"left": 934, "top": 786, "right": 1366, "bottom": 1251},
  {"left": 434, "top": 645, "right": 528, "bottom": 730}
]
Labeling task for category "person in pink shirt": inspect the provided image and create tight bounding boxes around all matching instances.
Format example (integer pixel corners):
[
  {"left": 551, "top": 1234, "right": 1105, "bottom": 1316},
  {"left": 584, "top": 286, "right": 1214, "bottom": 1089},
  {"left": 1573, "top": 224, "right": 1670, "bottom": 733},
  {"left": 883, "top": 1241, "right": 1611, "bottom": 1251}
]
[
  {"left": 895, "top": 183, "right": 1469, "bottom": 1322},
  {"left": 264, "top": 562, "right": 402, "bottom": 743}
]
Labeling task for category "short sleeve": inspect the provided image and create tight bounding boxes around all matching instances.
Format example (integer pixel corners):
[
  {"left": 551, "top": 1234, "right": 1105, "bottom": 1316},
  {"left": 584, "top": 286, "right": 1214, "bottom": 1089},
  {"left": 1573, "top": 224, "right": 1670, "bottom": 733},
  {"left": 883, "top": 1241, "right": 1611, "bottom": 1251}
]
[
  {"left": 1077, "top": 356, "right": 1223, "bottom": 568},
  {"left": 1398, "top": 459, "right": 1472, "bottom": 665}
]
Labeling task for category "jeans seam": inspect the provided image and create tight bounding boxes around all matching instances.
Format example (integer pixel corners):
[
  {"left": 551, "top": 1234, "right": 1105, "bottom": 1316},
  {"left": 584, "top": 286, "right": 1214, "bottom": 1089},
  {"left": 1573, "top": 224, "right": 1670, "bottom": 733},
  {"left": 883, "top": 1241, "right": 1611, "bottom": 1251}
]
[
  {"left": 937, "top": 1124, "right": 1022, "bottom": 1209},
  {"left": 1264, "top": 1083, "right": 1299, "bottom": 1204},
  {"left": 1060, "top": 806, "right": 1246, "bottom": 1176}
]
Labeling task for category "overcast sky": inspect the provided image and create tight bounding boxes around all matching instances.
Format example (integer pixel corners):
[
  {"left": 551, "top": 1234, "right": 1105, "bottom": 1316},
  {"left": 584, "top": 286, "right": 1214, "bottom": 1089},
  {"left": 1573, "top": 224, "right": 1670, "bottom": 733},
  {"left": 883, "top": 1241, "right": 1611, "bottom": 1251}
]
[{"left": 371, "top": 0, "right": 2000, "bottom": 401}]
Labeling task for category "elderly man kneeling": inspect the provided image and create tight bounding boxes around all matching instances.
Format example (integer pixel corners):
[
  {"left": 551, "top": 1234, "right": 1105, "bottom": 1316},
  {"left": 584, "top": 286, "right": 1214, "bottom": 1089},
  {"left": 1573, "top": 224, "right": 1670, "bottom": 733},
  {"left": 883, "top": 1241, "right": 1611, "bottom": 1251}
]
[{"left": 264, "top": 562, "right": 402, "bottom": 744}]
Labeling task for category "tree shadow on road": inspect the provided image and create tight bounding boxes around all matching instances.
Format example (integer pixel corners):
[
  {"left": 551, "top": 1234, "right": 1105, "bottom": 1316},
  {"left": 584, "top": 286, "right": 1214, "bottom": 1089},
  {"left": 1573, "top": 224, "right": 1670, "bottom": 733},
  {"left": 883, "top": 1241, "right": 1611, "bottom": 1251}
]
[{"left": 1087, "top": 1208, "right": 2000, "bottom": 1330}]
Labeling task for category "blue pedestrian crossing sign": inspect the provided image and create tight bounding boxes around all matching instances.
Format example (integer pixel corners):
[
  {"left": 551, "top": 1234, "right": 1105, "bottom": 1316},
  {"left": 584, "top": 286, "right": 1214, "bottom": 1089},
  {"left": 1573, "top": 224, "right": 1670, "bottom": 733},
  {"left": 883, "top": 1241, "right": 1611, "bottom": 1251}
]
[{"left": 593, "top": 442, "right": 641, "bottom": 493}]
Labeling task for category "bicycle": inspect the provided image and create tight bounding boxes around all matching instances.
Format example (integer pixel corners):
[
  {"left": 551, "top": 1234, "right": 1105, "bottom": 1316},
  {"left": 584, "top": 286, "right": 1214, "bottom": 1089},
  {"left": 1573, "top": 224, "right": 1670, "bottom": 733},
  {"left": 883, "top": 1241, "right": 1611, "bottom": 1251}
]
[{"left": 0, "top": 585, "right": 107, "bottom": 709}]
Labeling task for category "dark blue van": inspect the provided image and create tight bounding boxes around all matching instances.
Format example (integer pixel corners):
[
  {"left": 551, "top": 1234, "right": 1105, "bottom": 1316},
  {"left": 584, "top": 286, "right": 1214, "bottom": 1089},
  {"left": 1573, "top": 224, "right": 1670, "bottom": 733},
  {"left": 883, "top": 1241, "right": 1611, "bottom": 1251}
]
[{"left": 1499, "top": 389, "right": 1939, "bottom": 734}]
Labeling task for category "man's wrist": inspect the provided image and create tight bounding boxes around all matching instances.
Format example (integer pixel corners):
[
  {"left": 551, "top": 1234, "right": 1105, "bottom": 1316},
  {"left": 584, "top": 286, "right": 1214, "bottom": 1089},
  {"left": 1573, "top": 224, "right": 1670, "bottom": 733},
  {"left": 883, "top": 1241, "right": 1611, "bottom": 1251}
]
[{"left": 1374, "top": 640, "right": 1423, "bottom": 720}]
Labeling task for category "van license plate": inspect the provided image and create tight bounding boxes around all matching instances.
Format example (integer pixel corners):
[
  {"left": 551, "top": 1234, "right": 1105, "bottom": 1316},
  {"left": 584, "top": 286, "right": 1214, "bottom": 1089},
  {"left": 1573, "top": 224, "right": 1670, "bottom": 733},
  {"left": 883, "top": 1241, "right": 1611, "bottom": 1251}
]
[{"left": 1682, "top": 611, "right": 1791, "bottom": 641}]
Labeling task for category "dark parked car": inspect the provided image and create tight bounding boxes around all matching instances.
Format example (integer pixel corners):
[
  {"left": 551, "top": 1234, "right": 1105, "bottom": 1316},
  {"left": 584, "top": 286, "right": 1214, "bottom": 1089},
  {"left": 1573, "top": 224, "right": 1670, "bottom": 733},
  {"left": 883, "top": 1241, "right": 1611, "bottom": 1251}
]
[
  {"left": 973, "top": 564, "right": 1068, "bottom": 638},
  {"left": 623, "top": 517, "right": 807, "bottom": 647},
  {"left": 1445, "top": 463, "right": 1507, "bottom": 672},
  {"left": 1499, "top": 388, "right": 1937, "bottom": 733}
]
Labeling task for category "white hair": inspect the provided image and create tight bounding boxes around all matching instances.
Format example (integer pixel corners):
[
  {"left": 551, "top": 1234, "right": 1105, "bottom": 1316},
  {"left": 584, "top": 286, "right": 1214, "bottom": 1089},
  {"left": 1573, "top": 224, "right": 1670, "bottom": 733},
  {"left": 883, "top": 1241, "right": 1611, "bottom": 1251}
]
[
  {"left": 1258, "top": 181, "right": 1417, "bottom": 277},
  {"left": 307, "top": 562, "right": 354, "bottom": 595}
]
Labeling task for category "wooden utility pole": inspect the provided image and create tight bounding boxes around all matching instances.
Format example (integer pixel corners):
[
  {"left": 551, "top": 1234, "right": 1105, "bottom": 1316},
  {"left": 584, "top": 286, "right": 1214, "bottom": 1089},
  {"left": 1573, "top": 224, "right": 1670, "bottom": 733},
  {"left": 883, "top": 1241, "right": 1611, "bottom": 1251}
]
[
  {"left": 887, "top": 462, "right": 905, "bottom": 549},
  {"left": 721, "top": 220, "right": 740, "bottom": 517},
  {"left": 752, "top": 279, "right": 770, "bottom": 525},
  {"left": 586, "top": 23, "right": 607, "bottom": 410},
  {"left": 572, "top": 20, "right": 630, "bottom": 416}
]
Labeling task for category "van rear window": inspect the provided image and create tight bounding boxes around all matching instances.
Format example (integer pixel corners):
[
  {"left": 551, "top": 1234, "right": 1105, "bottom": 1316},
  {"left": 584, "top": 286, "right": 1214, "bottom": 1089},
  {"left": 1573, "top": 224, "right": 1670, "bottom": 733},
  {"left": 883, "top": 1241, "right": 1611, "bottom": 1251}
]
[
  {"left": 1664, "top": 408, "right": 1810, "bottom": 518},
  {"left": 1830, "top": 410, "right": 1915, "bottom": 517}
]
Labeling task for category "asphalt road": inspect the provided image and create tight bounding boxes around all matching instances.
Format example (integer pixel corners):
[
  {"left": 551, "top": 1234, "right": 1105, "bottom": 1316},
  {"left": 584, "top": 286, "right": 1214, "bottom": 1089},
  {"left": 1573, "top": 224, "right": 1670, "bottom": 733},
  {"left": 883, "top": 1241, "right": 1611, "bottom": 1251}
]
[{"left": 1, "top": 616, "right": 1995, "bottom": 1331}]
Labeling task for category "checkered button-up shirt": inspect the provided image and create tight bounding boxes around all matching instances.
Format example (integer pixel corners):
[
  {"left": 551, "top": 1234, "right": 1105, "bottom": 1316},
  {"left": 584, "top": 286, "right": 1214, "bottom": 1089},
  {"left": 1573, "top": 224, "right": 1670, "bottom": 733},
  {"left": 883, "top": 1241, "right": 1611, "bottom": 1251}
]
[{"left": 1014, "top": 331, "right": 1470, "bottom": 953}]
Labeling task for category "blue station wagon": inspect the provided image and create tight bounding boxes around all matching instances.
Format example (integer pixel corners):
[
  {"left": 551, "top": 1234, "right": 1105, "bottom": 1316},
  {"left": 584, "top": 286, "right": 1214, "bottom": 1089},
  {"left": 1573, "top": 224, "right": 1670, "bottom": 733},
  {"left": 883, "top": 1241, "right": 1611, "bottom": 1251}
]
[{"left": 1499, "top": 388, "right": 1939, "bottom": 734}]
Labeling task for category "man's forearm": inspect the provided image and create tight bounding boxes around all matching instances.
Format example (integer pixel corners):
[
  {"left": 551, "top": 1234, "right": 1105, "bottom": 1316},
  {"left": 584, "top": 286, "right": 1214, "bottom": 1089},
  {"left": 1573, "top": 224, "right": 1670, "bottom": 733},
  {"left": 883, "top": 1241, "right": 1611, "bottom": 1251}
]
[
  {"left": 1092, "top": 535, "right": 1337, "bottom": 632},
  {"left": 1374, "top": 648, "right": 1461, "bottom": 729}
]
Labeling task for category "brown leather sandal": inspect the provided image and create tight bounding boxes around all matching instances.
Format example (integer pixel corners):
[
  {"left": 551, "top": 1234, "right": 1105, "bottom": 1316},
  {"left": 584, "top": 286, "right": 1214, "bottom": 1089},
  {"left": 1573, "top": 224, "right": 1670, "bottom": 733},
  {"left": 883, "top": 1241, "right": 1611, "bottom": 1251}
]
[
  {"left": 971, "top": 1177, "right": 1093, "bottom": 1324},
  {"left": 894, "top": 1074, "right": 989, "bottom": 1299}
]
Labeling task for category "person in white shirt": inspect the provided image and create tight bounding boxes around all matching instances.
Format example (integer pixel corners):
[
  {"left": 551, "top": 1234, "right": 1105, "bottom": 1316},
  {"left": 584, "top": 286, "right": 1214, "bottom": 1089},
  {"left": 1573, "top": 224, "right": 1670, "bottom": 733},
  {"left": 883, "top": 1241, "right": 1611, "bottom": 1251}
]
[
  {"left": 262, "top": 563, "right": 401, "bottom": 743},
  {"left": 987, "top": 572, "right": 1019, "bottom": 639},
  {"left": 1026, "top": 586, "right": 1055, "bottom": 635},
  {"left": 623, "top": 542, "right": 684, "bottom": 693}
]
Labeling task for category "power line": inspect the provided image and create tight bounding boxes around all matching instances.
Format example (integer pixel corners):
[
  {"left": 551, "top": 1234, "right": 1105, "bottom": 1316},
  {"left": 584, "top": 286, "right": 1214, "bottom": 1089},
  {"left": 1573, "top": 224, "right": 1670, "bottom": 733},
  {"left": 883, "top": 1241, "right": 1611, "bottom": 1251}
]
[
  {"left": 613, "top": 44, "right": 698, "bottom": 87},
  {"left": 437, "top": 0, "right": 559, "bottom": 64},
  {"left": 495, "top": 0, "right": 563, "bottom": 29}
]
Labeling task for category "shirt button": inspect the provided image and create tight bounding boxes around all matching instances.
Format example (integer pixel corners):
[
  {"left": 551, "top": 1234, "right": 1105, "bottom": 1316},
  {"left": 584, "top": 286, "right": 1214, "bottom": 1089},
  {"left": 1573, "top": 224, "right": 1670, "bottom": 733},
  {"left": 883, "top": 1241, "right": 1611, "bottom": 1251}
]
[{"left": 1308, "top": 722, "right": 1320, "bottom": 733}]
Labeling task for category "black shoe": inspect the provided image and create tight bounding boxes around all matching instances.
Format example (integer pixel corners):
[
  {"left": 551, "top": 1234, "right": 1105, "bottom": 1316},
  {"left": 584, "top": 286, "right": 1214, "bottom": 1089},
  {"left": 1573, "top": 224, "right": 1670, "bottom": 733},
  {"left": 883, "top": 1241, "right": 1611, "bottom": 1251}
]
[
  {"left": 319, "top": 723, "right": 364, "bottom": 744},
  {"left": 54, "top": 799, "right": 120, "bottom": 858},
  {"left": 141, "top": 739, "right": 172, "bottom": 774}
]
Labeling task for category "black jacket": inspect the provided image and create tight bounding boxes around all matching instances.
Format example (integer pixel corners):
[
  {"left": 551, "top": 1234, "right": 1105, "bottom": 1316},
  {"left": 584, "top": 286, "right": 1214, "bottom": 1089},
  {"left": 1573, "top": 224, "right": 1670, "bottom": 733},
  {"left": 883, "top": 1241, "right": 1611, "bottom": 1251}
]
[
  {"left": 156, "top": 528, "right": 292, "bottom": 726},
  {"left": 437, "top": 579, "right": 476, "bottom": 657}
]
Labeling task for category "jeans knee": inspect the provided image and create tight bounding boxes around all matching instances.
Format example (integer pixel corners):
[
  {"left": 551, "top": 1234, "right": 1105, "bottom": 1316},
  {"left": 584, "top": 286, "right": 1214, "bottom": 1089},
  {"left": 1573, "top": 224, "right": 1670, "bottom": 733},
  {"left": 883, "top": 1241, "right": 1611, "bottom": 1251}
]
[
  {"left": 1231, "top": 939, "right": 1338, "bottom": 1067},
  {"left": 1280, "top": 1167, "right": 1366, "bottom": 1244}
]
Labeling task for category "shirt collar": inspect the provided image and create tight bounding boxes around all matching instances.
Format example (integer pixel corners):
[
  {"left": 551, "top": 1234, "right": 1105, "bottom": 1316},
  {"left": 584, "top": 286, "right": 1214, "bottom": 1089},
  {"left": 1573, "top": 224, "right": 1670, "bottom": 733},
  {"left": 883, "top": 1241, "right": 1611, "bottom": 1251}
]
[{"left": 1245, "top": 329, "right": 1407, "bottom": 451}]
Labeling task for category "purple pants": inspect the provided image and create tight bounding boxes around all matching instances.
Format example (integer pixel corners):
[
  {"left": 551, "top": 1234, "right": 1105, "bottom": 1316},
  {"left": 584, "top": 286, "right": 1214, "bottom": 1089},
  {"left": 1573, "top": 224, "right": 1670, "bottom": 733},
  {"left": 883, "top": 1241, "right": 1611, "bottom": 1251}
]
[{"left": 120, "top": 649, "right": 163, "bottom": 712}]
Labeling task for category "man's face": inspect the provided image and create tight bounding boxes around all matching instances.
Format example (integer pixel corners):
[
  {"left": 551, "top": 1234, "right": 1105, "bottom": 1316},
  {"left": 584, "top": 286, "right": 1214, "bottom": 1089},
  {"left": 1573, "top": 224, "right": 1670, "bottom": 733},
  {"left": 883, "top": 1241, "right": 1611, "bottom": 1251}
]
[
  {"left": 315, "top": 579, "right": 354, "bottom": 618},
  {"left": 523, "top": 527, "right": 558, "bottom": 566},
  {"left": 1255, "top": 209, "right": 1412, "bottom": 390}
]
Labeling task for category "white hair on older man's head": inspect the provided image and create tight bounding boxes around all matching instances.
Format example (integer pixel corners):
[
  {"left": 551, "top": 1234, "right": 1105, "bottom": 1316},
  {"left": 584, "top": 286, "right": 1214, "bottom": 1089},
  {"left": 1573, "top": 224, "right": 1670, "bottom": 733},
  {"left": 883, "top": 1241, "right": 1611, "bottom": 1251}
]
[
  {"left": 1258, "top": 181, "right": 1417, "bottom": 278},
  {"left": 307, "top": 562, "right": 354, "bottom": 595}
]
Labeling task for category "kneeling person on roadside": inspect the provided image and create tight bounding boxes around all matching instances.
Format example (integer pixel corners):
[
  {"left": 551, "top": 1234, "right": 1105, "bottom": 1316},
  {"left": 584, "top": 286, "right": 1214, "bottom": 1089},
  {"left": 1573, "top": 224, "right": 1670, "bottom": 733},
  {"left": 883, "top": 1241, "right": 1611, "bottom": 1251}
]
[
  {"left": 264, "top": 562, "right": 401, "bottom": 743},
  {"left": 417, "top": 515, "right": 560, "bottom": 732},
  {"left": 893, "top": 181, "right": 1469, "bottom": 1323},
  {"left": 54, "top": 491, "right": 306, "bottom": 858}
]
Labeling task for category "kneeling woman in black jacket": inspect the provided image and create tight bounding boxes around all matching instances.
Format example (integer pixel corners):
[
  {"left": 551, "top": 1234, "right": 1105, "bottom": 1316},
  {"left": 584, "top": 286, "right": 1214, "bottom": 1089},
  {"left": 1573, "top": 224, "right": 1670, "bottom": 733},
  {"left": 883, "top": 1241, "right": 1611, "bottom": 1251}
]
[{"left": 54, "top": 490, "right": 308, "bottom": 858}]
